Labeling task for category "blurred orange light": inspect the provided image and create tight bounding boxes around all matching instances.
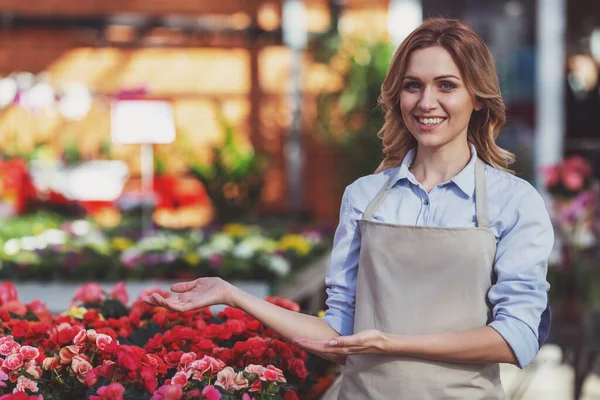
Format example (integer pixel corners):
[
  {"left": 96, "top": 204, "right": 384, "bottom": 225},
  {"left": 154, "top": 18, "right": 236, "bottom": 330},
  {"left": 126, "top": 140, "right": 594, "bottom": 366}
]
[
  {"left": 104, "top": 25, "right": 138, "bottom": 43},
  {"left": 258, "top": 2, "right": 281, "bottom": 31},
  {"left": 231, "top": 12, "right": 251, "bottom": 30}
]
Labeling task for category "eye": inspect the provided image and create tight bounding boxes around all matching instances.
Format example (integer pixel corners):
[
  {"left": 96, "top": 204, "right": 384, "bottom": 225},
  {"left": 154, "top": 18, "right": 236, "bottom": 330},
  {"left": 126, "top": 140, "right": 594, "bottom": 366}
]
[
  {"left": 440, "top": 81, "right": 456, "bottom": 90},
  {"left": 403, "top": 81, "right": 421, "bottom": 90}
]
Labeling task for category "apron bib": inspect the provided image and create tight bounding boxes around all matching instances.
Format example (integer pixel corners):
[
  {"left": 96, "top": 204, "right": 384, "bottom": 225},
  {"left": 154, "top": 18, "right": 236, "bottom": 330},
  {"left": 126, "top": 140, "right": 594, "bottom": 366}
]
[{"left": 337, "top": 158, "right": 505, "bottom": 399}]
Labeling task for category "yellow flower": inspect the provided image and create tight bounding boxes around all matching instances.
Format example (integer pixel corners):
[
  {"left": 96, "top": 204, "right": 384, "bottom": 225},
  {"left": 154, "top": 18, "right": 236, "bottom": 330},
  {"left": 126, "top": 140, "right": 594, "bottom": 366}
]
[
  {"left": 63, "top": 306, "right": 87, "bottom": 320},
  {"left": 278, "top": 234, "right": 312, "bottom": 256},
  {"left": 171, "top": 238, "right": 187, "bottom": 251},
  {"left": 111, "top": 237, "right": 134, "bottom": 251},
  {"left": 62, "top": 306, "right": 105, "bottom": 320},
  {"left": 318, "top": 310, "right": 326, "bottom": 318},
  {"left": 32, "top": 223, "right": 45, "bottom": 236},
  {"left": 184, "top": 253, "right": 200, "bottom": 266},
  {"left": 223, "top": 224, "right": 249, "bottom": 238}
]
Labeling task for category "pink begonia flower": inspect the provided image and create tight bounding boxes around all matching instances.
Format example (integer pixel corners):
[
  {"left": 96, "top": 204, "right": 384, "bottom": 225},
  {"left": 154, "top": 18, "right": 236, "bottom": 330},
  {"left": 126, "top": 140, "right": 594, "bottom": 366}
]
[
  {"left": 179, "top": 352, "right": 196, "bottom": 368},
  {"left": 14, "top": 375, "right": 39, "bottom": 393},
  {"left": 73, "top": 283, "right": 104, "bottom": 304},
  {"left": 73, "top": 328, "right": 88, "bottom": 345},
  {"left": 0, "top": 336, "right": 21, "bottom": 356},
  {"left": 91, "top": 382, "right": 125, "bottom": 400},
  {"left": 151, "top": 384, "right": 183, "bottom": 400},
  {"left": 201, "top": 385, "right": 222, "bottom": 400},
  {"left": 0, "top": 282, "right": 18, "bottom": 305},
  {"left": 4, "top": 353, "right": 24, "bottom": 370},
  {"left": 244, "top": 364, "right": 266, "bottom": 376},
  {"left": 171, "top": 371, "right": 188, "bottom": 386},
  {"left": 562, "top": 169, "right": 584, "bottom": 191},
  {"left": 248, "top": 379, "right": 262, "bottom": 392},
  {"left": 20, "top": 346, "right": 40, "bottom": 360},
  {"left": 208, "top": 254, "right": 224, "bottom": 269},
  {"left": 72, "top": 356, "right": 93, "bottom": 383},
  {"left": 261, "top": 365, "right": 286, "bottom": 383},
  {"left": 59, "top": 345, "right": 81, "bottom": 364},
  {"left": 3, "top": 300, "right": 27, "bottom": 316},
  {"left": 110, "top": 282, "right": 129, "bottom": 305},
  {"left": 542, "top": 165, "right": 560, "bottom": 188},
  {"left": 24, "top": 361, "right": 42, "bottom": 379},
  {"left": 242, "top": 394, "right": 256, "bottom": 400},
  {"left": 0, "top": 370, "right": 8, "bottom": 388},
  {"left": 86, "top": 329, "right": 98, "bottom": 342},
  {"left": 96, "top": 334, "right": 114, "bottom": 350},
  {"left": 190, "top": 356, "right": 226, "bottom": 379},
  {"left": 215, "top": 367, "right": 249, "bottom": 391},
  {"left": 42, "top": 355, "right": 61, "bottom": 371},
  {"left": 26, "top": 299, "right": 49, "bottom": 316}
]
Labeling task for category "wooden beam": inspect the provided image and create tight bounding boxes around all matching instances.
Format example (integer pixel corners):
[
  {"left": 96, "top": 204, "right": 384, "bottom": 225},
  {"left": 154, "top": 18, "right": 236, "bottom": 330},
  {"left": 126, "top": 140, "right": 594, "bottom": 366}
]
[{"left": 0, "top": 0, "right": 256, "bottom": 17}]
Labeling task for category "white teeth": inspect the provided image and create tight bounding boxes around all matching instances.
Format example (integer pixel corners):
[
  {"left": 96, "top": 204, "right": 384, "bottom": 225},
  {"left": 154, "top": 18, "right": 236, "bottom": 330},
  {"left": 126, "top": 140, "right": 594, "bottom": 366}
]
[{"left": 418, "top": 117, "right": 445, "bottom": 125}]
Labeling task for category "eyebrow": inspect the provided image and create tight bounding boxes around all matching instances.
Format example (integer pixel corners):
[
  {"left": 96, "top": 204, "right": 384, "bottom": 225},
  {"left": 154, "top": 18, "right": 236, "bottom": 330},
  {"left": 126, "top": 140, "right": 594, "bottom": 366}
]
[{"left": 403, "top": 74, "right": 461, "bottom": 81}]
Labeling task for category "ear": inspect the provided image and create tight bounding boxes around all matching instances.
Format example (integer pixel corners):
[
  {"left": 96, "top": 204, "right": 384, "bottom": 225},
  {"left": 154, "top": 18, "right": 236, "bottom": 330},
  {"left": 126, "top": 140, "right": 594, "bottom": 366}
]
[{"left": 473, "top": 96, "right": 484, "bottom": 111}]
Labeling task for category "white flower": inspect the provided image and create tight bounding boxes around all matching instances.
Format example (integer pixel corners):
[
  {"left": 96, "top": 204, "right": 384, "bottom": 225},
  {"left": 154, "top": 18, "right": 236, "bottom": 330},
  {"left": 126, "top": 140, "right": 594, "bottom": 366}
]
[
  {"left": 233, "top": 242, "right": 255, "bottom": 259},
  {"left": 40, "top": 229, "right": 66, "bottom": 245},
  {"left": 20, "top": 236, "right": 45, "bottom": 251},
  {"left": 3, "top": 239, "right": 20, "bottom": 256},
  {"left": 72, "top": 220, "right": 91, "bottom": 236},
  {"left": 266, "top": 255, "right": 291, "bottom": 277},
  {"left": 210, "top": 233, "right": 234, "bottom": 252},
  {"left": 0, "top": 77, "right": 17, "bottom": 108},
  {"left": 196, "top": 245, "right": 218, "bottom": 259}
]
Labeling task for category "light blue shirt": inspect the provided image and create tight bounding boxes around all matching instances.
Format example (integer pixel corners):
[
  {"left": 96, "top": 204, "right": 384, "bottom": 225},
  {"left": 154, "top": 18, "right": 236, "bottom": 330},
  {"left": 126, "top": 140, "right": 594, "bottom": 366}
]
[{"left": 323, "top": 144, "right": 554, "bottom": 369}]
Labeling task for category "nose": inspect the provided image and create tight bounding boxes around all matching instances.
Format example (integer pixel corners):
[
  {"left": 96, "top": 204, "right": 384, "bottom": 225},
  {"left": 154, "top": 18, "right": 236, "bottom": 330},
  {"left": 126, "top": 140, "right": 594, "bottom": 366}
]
[{"left": 418, "top": 87, "right": 438, "bottom": 111}]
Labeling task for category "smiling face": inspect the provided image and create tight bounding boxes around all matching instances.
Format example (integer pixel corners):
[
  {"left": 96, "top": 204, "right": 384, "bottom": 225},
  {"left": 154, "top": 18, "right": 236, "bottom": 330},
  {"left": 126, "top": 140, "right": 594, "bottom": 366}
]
[{"left": 400, "top": 45, "right": 482, "bottom": 151}]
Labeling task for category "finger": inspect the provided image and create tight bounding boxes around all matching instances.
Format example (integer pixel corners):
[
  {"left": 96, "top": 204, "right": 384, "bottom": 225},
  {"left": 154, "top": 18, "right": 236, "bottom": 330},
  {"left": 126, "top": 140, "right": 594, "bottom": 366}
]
[
  {"left": 170, "top": 280, "right": 197, "bottom": 293},
  {"left": 293, "top": 338, "right": 337, "bottom": 353},
  {"left": 142, "top": 295, "right": 159, "bottom": 305},
  {"left": 151, "top": 293, "right": 175, "bottom": 310}
]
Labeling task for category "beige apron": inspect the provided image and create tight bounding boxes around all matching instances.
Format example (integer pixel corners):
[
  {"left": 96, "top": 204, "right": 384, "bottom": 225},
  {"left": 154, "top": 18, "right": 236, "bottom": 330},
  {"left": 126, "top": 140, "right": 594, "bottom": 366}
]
[{"left": 337, "top": 158, "right": 505, "bottom": 400}]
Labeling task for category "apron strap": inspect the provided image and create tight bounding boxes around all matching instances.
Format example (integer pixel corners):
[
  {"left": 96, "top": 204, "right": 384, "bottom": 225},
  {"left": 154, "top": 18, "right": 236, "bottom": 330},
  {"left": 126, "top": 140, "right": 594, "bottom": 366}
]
[
  {"left": 475, "top": 158, "right": 489, "bottom": 228},
  {"left": 363, "top": 174, "right": 394, "bottom": 220},
  {"left": 363, "top": 158, "right": 490, "bottom": 227}
]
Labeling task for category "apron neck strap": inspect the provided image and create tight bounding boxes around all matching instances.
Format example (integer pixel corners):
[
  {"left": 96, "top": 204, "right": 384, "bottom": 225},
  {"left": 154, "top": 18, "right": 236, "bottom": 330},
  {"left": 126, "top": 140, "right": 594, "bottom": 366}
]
[
  {"left": 474, "top": 158, "right": 489, "bottom": 228},
  {"left": 363, "top": 175, "right": 393, "bottom": 221},
  {"left": 363, "top": 158, "right": 490, "bottom": 227}
]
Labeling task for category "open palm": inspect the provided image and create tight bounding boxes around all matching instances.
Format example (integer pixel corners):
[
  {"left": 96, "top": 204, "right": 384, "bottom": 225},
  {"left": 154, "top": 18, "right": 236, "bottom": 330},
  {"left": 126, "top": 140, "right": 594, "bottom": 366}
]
[{"left": 143, "top": 277, "right": 233, "bottom": 312}]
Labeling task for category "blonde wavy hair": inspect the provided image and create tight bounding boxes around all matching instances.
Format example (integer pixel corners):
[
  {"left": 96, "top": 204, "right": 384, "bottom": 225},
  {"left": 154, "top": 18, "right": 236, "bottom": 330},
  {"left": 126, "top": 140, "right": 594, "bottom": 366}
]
[{"left": 375, "top": 18, "right": 515, "bottom": 173}]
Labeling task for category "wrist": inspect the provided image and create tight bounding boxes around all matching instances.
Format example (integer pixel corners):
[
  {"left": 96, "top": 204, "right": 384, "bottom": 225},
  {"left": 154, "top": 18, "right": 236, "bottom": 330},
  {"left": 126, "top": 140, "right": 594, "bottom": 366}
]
[
  {"left": 226, "top": 282, "right": 241, "bottom": 308},
  {"left": 378, "top": 332, "right": 401, "bottom": 354}
]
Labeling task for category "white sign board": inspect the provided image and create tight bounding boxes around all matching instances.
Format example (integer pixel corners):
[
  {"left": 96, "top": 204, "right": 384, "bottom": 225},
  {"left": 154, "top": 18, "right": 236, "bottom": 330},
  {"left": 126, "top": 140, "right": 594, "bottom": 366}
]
[{"left": 110, "top": 99, "right": 176, "bottom": 144}]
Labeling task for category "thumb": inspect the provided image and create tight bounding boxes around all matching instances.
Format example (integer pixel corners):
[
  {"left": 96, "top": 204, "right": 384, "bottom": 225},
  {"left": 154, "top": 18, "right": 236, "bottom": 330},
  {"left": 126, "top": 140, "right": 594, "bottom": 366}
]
[{"left": 170, "top": 280, "right": 197, "bottom": 293}]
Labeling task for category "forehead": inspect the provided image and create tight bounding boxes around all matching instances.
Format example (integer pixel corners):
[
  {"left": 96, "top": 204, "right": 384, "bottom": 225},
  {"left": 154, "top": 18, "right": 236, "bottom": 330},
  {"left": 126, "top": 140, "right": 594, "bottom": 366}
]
[{"left": 404, "top": 46, "right": 463, "bottom": 79}]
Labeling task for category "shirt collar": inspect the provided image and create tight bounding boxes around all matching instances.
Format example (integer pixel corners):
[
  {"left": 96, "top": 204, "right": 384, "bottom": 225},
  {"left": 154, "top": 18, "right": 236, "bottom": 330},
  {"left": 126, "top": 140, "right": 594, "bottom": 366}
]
[{"left": 388, "top": 143, "right": 478, "bottom": 198}]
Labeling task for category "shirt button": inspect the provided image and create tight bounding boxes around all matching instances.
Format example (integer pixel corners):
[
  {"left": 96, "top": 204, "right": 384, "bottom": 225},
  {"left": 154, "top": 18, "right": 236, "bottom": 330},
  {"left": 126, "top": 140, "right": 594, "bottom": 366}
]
[{"left": 424, "top": 199, "right": 429, "bottom": 205}]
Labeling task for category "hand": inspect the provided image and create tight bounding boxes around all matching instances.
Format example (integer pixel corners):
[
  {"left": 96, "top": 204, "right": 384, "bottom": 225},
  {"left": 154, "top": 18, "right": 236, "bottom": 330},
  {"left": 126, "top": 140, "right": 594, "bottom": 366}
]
[
  {"left": 293, "top": 329, "right": 387, "bottom": 356},
  {"left": 143, "top": 277, "right": 235, "bottom": 312}
]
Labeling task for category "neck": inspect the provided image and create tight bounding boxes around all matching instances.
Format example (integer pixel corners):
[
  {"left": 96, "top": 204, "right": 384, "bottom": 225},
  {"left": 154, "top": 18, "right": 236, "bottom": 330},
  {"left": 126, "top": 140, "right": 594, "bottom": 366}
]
[{"left": 409, "top": 142, "right": 471, "bottom": 191}]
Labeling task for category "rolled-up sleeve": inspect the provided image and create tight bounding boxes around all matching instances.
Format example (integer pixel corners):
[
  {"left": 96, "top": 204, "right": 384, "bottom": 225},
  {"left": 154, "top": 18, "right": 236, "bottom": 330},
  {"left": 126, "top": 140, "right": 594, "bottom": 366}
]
[
  {"left": 322, "top": 186, "right": 362, "bottom": 336},
  {"left": 487, "top": 186, "right": 554, "bottom": 368}
]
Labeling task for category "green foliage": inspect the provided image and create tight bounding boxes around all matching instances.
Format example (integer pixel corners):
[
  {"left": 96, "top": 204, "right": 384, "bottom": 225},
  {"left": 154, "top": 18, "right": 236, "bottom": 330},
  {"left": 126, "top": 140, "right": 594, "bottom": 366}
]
[
  {"left": 312, "top": 34, "right": 395, "bottom": 188},
  {"left": 190, "top": 110, "right": 268, "bottom": 223}
]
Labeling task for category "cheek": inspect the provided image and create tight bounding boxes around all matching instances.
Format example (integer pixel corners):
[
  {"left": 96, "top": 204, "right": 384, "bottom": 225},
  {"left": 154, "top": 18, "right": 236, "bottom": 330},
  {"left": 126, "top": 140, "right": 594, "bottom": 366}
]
[
  {"left": 443, "top": 96, "right": 474, "bottom": 119},
  {"left": 399, "top": 95, "right": 416, "bottom": 118}
]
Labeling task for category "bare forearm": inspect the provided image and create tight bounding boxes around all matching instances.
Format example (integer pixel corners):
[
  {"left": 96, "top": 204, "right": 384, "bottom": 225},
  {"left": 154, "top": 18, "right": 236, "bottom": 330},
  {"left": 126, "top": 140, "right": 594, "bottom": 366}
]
[
  {"left": 382, "top": 327, "right": 517, "bottom": 365},
  {"left": 230, "top": 286, "right": 345, "bottom": 363}
]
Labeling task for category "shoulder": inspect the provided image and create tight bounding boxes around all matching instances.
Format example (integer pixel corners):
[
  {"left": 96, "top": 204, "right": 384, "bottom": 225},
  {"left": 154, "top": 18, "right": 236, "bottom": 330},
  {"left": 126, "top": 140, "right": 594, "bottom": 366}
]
[
  {"left": 484, "top": 164, "right": 542, "bottom": 204},
  {"left": 484, "top": 164, "right": 552, "bottom": 235},
  {"left": 344, "top": 166, "right": 398, "bottom": 209}
]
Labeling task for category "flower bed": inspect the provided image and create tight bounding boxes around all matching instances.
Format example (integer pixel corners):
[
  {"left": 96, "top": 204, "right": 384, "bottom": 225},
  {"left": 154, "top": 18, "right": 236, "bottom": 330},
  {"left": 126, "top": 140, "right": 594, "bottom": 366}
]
[
  {"left": 0, "top": 282, "right": 337, "bottom": 399},
  {"left": 0, "top": 220, "right": 332, "bottom": 283}
]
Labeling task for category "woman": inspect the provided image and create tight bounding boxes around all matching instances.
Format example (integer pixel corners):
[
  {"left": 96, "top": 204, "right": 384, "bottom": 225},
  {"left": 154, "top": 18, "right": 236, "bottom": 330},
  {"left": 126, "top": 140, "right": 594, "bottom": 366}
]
[{"left": 145, "top": 18, "right": 553, "bottom": 399}]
